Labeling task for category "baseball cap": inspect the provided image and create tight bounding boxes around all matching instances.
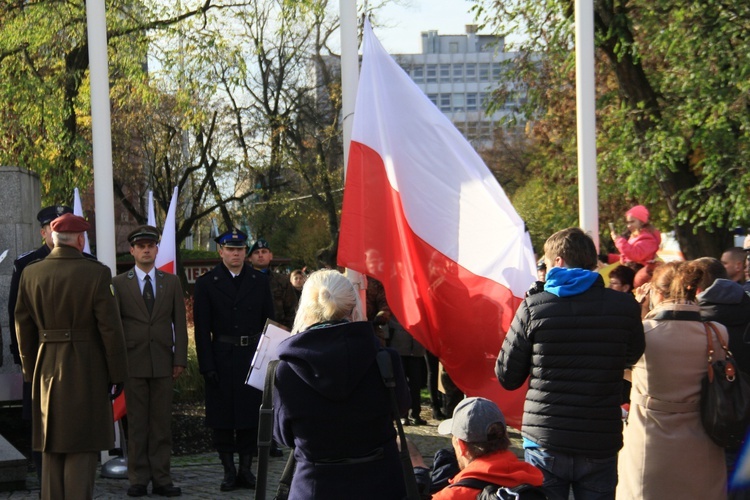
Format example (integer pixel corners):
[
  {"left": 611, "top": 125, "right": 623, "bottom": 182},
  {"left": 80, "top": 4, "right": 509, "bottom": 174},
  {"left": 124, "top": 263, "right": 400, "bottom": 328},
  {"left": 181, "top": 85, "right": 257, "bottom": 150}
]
[{"left": 437, "top": 397, "right": 506, "bottom": 443}]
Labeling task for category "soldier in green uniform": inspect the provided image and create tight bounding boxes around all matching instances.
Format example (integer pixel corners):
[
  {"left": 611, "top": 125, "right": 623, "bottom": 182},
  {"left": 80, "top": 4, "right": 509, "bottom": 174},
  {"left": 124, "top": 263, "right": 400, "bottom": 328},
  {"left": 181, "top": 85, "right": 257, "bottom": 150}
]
[{"left": 14, "top": 213, "right": 128, "bottom": 500}]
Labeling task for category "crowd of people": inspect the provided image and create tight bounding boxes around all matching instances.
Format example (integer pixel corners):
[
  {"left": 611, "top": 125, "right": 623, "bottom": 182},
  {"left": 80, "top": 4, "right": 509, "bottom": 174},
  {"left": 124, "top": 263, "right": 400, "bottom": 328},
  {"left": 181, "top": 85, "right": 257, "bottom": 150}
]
[{"left": 4, "top": 202, "right": 750, "bottom": 499}]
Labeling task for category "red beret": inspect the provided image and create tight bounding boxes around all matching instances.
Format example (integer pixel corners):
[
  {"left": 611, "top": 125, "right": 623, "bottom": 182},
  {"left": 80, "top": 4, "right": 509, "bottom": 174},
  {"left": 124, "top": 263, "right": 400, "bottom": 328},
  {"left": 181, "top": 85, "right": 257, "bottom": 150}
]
[{"left": 50, "top": 213, "right": 90, "bottom": 233}]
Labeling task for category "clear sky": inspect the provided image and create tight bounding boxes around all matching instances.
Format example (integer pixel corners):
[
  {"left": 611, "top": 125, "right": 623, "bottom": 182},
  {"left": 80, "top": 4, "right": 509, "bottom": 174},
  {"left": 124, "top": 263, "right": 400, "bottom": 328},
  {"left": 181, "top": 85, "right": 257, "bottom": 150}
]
[{"left": 371, "top": 0, "right": 478, "bottom": 54}]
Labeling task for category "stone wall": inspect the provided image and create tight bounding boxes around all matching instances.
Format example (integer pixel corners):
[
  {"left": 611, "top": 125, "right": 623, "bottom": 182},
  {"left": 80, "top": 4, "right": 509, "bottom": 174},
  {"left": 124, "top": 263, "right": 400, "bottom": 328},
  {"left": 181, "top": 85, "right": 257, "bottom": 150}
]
[{"left": 0, "top": 166, "right": 40, "bottom": 399}]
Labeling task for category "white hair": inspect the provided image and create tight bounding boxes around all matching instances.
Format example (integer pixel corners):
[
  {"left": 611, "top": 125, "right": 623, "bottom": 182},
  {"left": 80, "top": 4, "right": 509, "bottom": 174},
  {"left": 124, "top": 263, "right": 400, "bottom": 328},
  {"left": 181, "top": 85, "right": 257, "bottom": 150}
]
[
  {"left": 51, "top": 231, "right": 79, "bottom": 246},
  {"left": 291, "top": 269, "right": 364, "bottom": 334}
]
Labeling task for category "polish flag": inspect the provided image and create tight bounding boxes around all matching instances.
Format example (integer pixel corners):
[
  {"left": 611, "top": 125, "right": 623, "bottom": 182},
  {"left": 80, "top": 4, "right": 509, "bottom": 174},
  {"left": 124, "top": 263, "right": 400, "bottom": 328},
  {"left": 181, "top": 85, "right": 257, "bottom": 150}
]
[
  {"left": 154, "top": 187, "right": 178, "bottom": 274},
  {"left": 73, "top": 188, "right": 91, "bottom": 254},
  {"left": 337, "top": 20, "right": 536, "bottom": 426},
  {"left": 147, "top": 190, "right": 157, "bottom": 227}
]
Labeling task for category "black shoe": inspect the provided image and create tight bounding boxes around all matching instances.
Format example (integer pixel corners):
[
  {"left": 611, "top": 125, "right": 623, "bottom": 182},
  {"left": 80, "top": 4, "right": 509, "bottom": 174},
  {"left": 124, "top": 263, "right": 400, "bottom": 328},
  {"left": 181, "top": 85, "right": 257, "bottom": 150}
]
[
  {"left": 400, "top": 417, "right": 411, "bottom": 426},
  {"left": 219, "top": 452, "right": 237, "bottom": 492},
  {"left": 236, "top": 454, "right": 257, "bottom": 489},
  {"left": 152, "top": 484, "right": 182, "bottom": 497},
  {"left": 412, "top": 415, "right": 427, "bottom": 425},
  {"left": 127, "top": 484, "right": 148, "bottom": 497},
  {"left": 235, "top": 470, "right": 257, "bottom": 489},
  {"left": 432, "top": 408, "right": 448, "bottom": 420}
]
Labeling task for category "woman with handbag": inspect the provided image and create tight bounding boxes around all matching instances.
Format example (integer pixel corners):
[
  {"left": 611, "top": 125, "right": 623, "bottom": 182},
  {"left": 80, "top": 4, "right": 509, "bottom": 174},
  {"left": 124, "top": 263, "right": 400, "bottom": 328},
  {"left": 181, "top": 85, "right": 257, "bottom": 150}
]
[
  {"left": 617, "top": 261, "right": 728, "bottom": 499},
  {"left": 272, "top": 270, "right": 411, "bottom": 499}
]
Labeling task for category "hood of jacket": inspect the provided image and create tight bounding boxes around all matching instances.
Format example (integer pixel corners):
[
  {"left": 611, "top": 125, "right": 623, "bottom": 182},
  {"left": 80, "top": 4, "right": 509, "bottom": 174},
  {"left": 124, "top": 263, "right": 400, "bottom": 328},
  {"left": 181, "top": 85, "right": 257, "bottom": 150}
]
[
  {"left": 448, "top": 450, "right": 544, "bottom": 490},
  {"left": 276, "top": 320, "right": 380, "bottom": 401},
  {"left": 698, "top": 278, "right": 747, "bottom": 305},
  {"left": 544, "top": 267, "right": 600, "bottom": 297}
]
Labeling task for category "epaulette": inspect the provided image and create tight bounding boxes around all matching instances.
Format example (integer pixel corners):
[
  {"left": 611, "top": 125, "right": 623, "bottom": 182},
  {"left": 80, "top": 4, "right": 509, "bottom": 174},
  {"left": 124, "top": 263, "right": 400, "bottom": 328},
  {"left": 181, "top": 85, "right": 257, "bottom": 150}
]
[
  {"left": 23, "top": 258, "right": 45, "bottom": 269},
  {"left": 15, "top": 249, "right": 36, "bottom": 261}
]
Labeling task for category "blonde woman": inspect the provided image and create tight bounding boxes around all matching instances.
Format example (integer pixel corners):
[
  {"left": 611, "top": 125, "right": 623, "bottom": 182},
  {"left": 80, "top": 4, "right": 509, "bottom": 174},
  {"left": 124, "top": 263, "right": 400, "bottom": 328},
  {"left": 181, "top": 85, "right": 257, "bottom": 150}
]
[
  {"left": 617, "top": 261, "right": 728, "bottom": 499},
  {"left": 272, "top": 270, "right": 410, "bottom": 499}
]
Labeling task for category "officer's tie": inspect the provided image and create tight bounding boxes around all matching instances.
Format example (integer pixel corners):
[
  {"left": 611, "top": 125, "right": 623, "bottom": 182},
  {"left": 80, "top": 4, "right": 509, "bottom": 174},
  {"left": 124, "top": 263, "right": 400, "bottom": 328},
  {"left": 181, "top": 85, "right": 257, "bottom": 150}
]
[{"left": 143, "top": 274, "right": 155, "bottom": 315}]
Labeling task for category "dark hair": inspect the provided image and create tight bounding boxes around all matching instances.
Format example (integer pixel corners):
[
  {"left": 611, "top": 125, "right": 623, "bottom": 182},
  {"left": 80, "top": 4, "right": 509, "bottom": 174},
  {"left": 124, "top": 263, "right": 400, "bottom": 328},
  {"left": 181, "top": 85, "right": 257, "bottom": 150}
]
[
  {"left": 723, "top": 247, "right": 747, "bottom": 262},
  {"left": 609, "top": 265, "right": 636, "bottom": 289},
  {"left": 543, "top": 227, "right": 598, "bottom": 270},
  {"left": 670, "top": 260, "right": 704, "bottom": 301},
  {"left": 463, "top": 422, "right": 510, "bottom": 458},
  {"left": 693, "top": 257, "right": 727, "bottom": 290},
  {"left": 651, "top": 261, "right": 681, "bottom": 300}
]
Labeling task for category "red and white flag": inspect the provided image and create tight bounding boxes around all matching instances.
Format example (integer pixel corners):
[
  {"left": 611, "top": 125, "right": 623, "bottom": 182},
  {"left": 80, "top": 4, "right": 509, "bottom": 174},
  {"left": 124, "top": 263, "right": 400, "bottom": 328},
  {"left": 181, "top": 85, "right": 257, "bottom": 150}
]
[
  {"left": 154, "top": 187, "right": 178, "bottom": 274},
  {"left": 147, "top": 190, "right": 157, "bottom": 227},
  {"left": 73, "top": 188, "right": 91, "bottom": 254},
  {"left": 337, "top": 20, "right": 536, "bottom": 426}
]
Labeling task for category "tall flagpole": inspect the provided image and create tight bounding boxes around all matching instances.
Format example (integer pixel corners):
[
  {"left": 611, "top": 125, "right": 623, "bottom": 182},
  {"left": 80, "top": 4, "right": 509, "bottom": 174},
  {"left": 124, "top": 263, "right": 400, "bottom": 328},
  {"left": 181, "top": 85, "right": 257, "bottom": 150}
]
[
  {"left": 86, "top": 0, "right": 117, "bottom": 274},
  {"left": 339, "top": 0, "right": 367, "bottom": 311},
  {"left": 575, "top": 0, "right": 599, "bottom": 250}
]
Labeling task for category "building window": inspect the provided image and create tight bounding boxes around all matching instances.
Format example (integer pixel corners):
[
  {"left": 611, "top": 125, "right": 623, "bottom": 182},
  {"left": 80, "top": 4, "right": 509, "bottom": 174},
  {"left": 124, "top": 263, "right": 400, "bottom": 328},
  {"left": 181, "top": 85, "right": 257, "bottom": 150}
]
[
  {"left": 452, "top": 64, "right": 464, "bottom": 82},
  {"left": 427, "top": 94, "right": 438, "bottom": 106},
  {"left": 492, "top": 63, "right": 503, "bottom": 81},
  {"left": 413, "top": 65, "right": 424, "bottom": 83},
  {"left": 465, "top": 64, "right": 477, "bottom": 82},
  {"left": 439, "top": 65, "right": 451, "bottom": 82},
  {"left": 440, "top": 94, "right": 451, "bottom": 112},
  {"left": 453, "top": 93, "right": 465, "bottom": 112},
  {"left": 426, "top": 64, "right": 437, "bottom": 83},
  {"left": 449, "top": 42, "right": 459, "bottom": 54},
  {"left": 479, "top": 63, "right": 490, "bottom": 82},
  {"left": 466, "top": 93, "right": 478, "bottom": 111}
]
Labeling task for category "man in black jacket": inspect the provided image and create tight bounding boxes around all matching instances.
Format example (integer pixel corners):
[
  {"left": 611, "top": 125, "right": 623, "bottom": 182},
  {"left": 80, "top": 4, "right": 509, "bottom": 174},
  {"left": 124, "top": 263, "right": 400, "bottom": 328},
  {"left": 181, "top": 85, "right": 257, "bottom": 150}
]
[
  {"left": 193, "top": 228, "right": 275, "bottom": 492},
  {"left": 496, "top": 227, "right": 644, "bottom": 500},
  {"left": 695, "top": 256, "right": 750, "bottom": 499}
]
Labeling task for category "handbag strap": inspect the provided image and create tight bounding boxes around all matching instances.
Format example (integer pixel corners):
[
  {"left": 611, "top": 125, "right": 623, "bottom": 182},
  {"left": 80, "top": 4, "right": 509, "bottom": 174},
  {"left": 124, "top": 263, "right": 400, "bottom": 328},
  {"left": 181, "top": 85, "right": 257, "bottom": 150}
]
[
  {"left": 376, "top": 349, "right": 422, "bottom": 500},
  {"left": 704, "top": 322, "right": 736, "bottom": 383}
]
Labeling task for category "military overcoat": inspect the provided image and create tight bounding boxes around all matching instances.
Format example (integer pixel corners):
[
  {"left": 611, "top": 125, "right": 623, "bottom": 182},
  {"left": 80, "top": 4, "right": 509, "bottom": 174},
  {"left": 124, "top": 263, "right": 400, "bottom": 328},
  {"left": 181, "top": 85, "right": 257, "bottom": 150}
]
[
  {"left": 14, "top": 245, "right": 128, "bottom": 453},
  {"left": 193, "top": 263, "right": 274, "bottom": 429}
]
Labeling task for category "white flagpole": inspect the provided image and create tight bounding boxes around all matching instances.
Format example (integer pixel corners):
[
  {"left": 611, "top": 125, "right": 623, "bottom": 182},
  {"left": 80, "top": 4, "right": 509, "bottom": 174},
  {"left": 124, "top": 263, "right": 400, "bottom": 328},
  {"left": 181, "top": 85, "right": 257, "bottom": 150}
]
[
  {"left": 339, "top": 0, "right": 367, "bottom": 312},
  {"left": 86, "top": 0, "right": 117, "bottom": 274},
  {"left": 575, "top": 0, "right": 599, "bottom": 250}
]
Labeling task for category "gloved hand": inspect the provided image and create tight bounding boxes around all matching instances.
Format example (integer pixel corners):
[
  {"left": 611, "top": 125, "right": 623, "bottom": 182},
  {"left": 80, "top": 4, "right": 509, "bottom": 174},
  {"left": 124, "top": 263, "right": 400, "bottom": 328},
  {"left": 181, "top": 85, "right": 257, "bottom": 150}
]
[
  {"left": 109, "top": 382, "right": 124, "bottom": 400},
  {"left": 205, "top": 371, "right": 220, "bottom": 385}
]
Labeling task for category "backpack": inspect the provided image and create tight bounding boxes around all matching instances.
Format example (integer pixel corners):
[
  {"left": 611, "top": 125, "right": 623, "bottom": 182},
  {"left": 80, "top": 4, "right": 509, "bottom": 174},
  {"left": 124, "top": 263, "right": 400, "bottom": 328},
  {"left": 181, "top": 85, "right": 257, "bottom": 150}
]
[{"left": 451, "top": 478, "right": 547, "bottom": 500}]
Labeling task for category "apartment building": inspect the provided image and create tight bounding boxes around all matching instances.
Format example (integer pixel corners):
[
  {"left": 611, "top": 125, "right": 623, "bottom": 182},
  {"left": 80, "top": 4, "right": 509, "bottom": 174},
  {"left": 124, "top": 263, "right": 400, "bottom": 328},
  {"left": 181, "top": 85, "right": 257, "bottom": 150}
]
[{"left": 393, "top": 25, "right": 525, "bottom": 147}]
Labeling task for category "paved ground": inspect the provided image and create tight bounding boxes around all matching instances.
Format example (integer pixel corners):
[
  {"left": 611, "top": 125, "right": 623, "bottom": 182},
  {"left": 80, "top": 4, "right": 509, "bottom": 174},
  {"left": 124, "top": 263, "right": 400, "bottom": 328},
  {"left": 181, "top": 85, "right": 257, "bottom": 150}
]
[{"left": 1, "top": 415, "right": 523, "bottom": 499}]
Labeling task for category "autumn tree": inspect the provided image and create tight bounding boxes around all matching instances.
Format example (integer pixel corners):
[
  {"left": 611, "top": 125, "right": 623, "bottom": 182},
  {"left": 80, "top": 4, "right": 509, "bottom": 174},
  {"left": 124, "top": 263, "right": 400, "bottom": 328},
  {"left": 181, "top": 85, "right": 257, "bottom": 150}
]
[{"left": 474, "top": 0, "right": 750, "bottom": 258}]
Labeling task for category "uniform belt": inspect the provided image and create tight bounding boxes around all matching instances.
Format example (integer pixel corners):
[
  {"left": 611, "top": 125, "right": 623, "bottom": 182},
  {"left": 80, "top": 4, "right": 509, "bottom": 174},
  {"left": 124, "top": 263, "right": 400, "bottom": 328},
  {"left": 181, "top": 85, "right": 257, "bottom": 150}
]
[
  {"left": 632, "top": 393, "right": 700, "bottom": 413},
  {"left": 215, "top": 334, "right": 259, "bottom": 347},
  {"left": 313, "top": 447, "right": 385, "bottom": 466},
  {"left": 39, "top": 329, "right": 97, "bottom": 343}
]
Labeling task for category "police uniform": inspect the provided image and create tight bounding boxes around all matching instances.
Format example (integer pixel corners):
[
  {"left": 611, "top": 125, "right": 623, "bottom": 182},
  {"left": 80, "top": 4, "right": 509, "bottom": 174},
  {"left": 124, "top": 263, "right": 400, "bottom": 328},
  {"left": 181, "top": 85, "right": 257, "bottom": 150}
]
[
  {"left": 14, "top": 213, "right": 128, "bottom": 500},
  {"left": 112, "top": 225, "right": 187, "bottom": 497},
  {"left": 248, "top": 238, "right": 298, "bottom": 329},
  {"left": 193, "top": 229, "right": 274, "bottom": 491}
]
